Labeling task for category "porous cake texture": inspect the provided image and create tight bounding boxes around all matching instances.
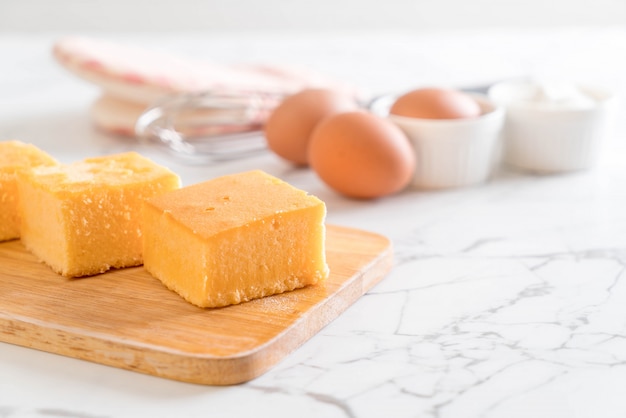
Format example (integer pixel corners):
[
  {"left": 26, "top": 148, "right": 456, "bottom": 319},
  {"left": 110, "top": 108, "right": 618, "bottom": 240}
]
[
  {"left": 0, "top": 140, "right": 58, "bottom": 241},
  {"left": 17, "top": 151, "right": 180, "bottom": 277},
  {"left": 142, "top": 170, "right": 329, "bottom": 308}
]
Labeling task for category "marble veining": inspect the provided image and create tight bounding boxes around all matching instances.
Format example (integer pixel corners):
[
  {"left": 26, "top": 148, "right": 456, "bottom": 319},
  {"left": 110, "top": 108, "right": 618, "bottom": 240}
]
[{"left": 2, "top": 28, "right": 626, "bottom": 418}]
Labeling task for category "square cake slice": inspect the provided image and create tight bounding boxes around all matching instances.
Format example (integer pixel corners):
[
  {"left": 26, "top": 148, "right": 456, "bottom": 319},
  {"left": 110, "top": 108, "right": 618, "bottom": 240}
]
[
  {"left": 17, "top": 151, "right": 180, "bottom": 277},
  {"left": 0, "top": 140, "right": 58, "bottom": 241},
  {"left": 142, "top": 170, "right": 329, "bottom": 308}
]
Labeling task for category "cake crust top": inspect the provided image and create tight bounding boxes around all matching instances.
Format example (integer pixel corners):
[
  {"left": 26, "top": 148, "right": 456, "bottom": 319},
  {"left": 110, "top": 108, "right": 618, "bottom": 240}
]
[
  {"left": 144, "top": 170, "right": 325, "bottom": 238},
  {"left": 22, "top": 152, "right": 180, "bottom": 193},
  {"left": 0, "top": 140, "right": 57, "bottom": 175}
]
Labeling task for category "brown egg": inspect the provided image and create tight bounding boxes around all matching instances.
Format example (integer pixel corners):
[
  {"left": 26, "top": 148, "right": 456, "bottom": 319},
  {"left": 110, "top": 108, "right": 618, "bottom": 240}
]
[
  {"left": 308, "top": 111, "right": 416, "bottom": 199},
  {"left": 264, "top": 88, "right": 357, "bottom": 166},
  {"left": 390, "top": 87, "right": 481, "bottom": 119}
]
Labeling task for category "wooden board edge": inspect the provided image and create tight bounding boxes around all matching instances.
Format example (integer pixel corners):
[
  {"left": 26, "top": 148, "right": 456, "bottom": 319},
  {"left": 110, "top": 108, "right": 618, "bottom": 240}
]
[
  {"left": 0, "top": 226, "right": 394, "bottom": 385},
  {"left": 221, "top": 238, "right": 394, "bottom": 385}
]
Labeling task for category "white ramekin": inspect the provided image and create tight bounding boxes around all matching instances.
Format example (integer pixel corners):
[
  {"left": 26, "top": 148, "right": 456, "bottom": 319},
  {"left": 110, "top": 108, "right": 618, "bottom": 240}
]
[
  {"left": 380, "top": 94, "right": 504, "bottom": 189},
  {"left": 488, "top": 80, "right": 617, "bottom": 173}
]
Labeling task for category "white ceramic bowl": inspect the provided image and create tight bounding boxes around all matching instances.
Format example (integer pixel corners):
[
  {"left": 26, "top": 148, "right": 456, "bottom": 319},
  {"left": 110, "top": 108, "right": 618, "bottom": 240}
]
[
  {"left": 488, "top": 80, "right": 617, "bottom": 173},
  {"left": 374, "top": 93, "right": 504, "bottom": 189}
]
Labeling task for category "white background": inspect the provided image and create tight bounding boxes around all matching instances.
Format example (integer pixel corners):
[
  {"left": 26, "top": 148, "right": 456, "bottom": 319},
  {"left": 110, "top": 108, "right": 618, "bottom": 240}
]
[{"left": 1, "top": 0, "right": 625, "bottom": 33}]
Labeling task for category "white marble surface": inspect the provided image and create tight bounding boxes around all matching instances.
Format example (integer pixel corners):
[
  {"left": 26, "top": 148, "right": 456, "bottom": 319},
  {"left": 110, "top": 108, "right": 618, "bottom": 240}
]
[{"left": 2, "top": 27, "right": 626, "bottom": 417}]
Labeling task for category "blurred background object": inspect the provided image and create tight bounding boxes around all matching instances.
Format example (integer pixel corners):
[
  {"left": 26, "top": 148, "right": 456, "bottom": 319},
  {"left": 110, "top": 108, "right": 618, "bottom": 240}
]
[{"left": 1, "top": 0, "right": 625, "bottom": 33}]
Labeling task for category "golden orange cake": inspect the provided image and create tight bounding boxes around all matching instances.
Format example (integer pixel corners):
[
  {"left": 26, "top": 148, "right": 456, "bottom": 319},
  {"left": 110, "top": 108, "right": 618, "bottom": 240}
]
[
  {"left": 17, "top": 151, "right": 180, "bottom": 277},
  {"left": 142, "top": 170, "right": 329, "bottom": 308},
  {"left": 0, "top": 140, "right": 58, "bottom": 241}
]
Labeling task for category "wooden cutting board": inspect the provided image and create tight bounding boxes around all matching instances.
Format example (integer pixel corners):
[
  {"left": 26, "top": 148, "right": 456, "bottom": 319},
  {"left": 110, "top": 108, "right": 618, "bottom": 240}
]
[{"left": 0, "top": 225, "right": 392, "bottom": 385}]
